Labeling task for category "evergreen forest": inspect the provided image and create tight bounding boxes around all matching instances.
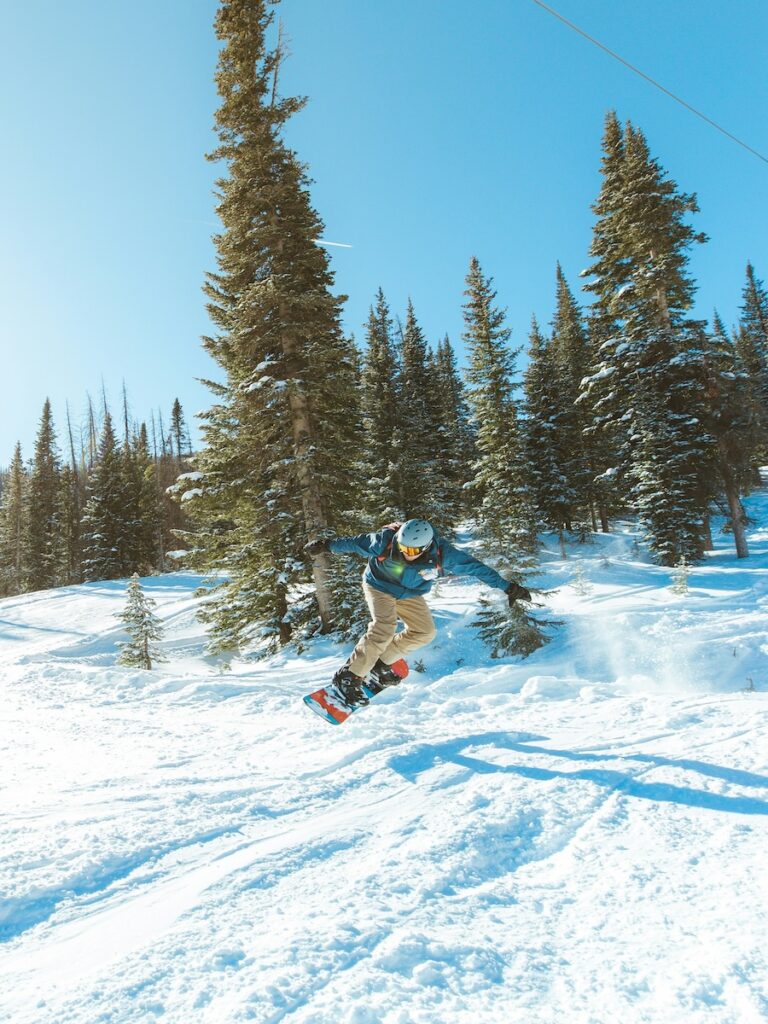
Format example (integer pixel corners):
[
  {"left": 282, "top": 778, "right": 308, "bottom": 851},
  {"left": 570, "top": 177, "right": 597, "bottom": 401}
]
[{"left": 3, "top": 0, "right": 767, "bottom": 661}]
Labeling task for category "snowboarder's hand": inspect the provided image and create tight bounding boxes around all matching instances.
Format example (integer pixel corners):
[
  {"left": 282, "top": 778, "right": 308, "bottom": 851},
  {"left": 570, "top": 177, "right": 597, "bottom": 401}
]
[
  {"left": 506, "top": 582, "right": 531, "bottom": 605},
  {"left": 305, "top": 538, "right": 331, "bottom": 557}
]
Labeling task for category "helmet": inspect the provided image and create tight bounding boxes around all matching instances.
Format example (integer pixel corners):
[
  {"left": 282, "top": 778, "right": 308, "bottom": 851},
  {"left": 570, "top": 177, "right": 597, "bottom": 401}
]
[{"left": 395, "top": 519, "right": 434, "bottom": 557}]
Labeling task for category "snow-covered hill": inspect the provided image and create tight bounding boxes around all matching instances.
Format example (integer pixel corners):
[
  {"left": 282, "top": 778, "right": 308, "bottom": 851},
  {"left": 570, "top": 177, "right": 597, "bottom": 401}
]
[{"left": 2, "top": 497, "right": 768, "bottom": 1024}]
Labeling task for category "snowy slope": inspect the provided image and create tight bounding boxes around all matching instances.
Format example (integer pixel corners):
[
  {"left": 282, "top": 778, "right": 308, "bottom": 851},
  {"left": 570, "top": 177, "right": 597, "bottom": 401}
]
[{"left": 1, "top": 499, "right": 768, "bottom": 1024}]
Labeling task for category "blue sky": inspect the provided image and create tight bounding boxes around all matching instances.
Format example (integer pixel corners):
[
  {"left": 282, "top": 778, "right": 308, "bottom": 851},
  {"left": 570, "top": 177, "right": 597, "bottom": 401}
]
[{"left": 2, "top": 0, "right": 766, "bottom": 460}]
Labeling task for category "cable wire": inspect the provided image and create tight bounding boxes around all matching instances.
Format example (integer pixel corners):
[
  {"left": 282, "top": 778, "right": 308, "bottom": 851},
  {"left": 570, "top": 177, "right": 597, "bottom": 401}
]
[{"left": 530, "top": 0, "right": 768, "bottom": 166}]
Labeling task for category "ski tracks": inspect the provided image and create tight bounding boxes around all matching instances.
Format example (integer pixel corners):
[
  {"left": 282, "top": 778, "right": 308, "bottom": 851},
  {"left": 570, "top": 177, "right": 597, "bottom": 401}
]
[{"left": 2, "top": 662, "right": 767, "bottom": 1022}]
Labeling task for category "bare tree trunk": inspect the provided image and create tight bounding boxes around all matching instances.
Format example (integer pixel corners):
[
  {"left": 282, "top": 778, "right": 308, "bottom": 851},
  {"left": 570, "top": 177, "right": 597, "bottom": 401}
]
[
  {"left": 122, "top": 381, "right": 131, "bottom": 447},
  {"left": 701, "top": 514, "right": 714, "bottom": 552},
  {"left": 65, "top": 402, "right": 79, "bottom": 477},
  {"left": 720, "top": 456, "right": 749, "bottom": 558},
  {"left": 86, "top": 394, "right": 98, "bottom": 467}
]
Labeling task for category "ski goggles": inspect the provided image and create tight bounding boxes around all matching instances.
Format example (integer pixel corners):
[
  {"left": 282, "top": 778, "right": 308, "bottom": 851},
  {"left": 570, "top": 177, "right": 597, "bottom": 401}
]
[{"left": 398, "top": 543, "right": 425, "bottom": 557}]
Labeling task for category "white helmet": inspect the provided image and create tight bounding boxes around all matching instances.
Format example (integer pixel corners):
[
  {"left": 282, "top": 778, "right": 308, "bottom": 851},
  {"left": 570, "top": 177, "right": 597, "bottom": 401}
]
[{"left": 396, "top": 519, "right": 434, "bottom": 555}]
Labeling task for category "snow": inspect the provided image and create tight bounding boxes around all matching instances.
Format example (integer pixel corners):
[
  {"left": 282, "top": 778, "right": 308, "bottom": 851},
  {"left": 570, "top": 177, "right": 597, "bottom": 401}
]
[
  {"left": 2, "top": 496, "right": 768, "bottom": 1023},
  {"left": 180, "top": 488, "right": 204, "bottom": 502}
]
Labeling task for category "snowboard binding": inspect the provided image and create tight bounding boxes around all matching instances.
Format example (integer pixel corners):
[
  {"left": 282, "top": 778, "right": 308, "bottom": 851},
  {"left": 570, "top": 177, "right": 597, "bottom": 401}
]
[{"left": 304, "top": 659, "right": 410, "bottom": 725}]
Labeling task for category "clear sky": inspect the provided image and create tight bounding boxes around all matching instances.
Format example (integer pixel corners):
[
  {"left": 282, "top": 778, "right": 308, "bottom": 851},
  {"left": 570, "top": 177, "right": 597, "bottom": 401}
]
[{"left": 2, "top": 0, "right": 766, "bottom": 461}]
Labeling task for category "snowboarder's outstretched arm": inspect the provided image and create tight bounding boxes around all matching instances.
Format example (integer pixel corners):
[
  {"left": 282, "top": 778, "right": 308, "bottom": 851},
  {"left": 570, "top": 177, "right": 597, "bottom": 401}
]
[
  {"left": 305, "top": 531, "right": 390, "bottom": 559},
  {"left": 441, "top": 543, "right": 531, "bottom": 603}
]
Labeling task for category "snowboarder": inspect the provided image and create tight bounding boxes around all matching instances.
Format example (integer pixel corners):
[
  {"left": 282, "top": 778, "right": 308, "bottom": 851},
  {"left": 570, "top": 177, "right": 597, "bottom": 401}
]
[{"left": 305, "top": 518, "right": 530, "bottom": 708}]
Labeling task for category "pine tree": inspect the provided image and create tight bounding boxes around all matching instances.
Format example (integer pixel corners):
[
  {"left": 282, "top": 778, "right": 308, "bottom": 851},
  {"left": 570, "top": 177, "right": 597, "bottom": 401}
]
[
  {"left": 183, "top": 0, "right": 361, "bottom": 653},
  {"left": 25, "top": 399, "right": 62, "bottom": 591},
  {"left": 359, "top": 288, "right": 404, "bottom": 521},
  {"left": 127, "top": 423, "right": 164, "bottom": 572},
  {"left": 736, "top": 262, "right": 768, "bottom": 428},
  {"left": 170, "top": 398, "right": 193, "bottom": 466},
  {"left": 581, "top": 114, "right": 714, "bottom": 565},
  {"left": 472, "top": 595, "right": 558, "bottom": 658},
  {"left": 398, "top": 299, "right": 443, "bottom": 525},
  {"left": 523, "top": 316, "right": 575, "bottom": 544},
  {"left": 59, "top": 402, "right": 85, "bottom": 584},
  {"left": 57, "top": 465, "right": 83, "bottom": 585},
  {"left": 699, "top": 312, "right": 762, "bottom": 557},
  {"left": 82, "top": 413, "right": 134, "bottom": 581},
  {"left": 0, "top": 444, "right": 28, "bottom": 596},
  {"left": 550, "top": 265, "right": 605, "bottom": 532},
  {"left": 669, "top": 555, "right": 691, "bottom": 596},
  {"left": 430, "top": 335, "right": 476, "bottom": 524},
  {"left": 116, "top": 573, "right": 166, "bottom": 669},
  {"left": 462, "top": 256, "right": 535, "bottom": 561}
]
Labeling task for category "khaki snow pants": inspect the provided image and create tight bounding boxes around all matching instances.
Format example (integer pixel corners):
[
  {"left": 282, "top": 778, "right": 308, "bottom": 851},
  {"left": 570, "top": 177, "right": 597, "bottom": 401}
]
[{"left": 347, "top": 576, "right": 437, "bottom": 678}]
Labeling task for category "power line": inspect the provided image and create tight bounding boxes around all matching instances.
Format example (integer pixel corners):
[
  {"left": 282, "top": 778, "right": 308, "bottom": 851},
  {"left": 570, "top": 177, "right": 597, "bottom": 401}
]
[{"left": 530, "top": 0, "right": 768, "bottom": 166}]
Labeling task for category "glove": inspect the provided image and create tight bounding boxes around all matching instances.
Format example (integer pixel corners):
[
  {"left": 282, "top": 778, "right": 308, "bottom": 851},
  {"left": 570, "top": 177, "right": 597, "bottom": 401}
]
[
  {"left": 305, "top": 538, "right": 331, "bottom": 557},
  {"left": 506, "top": 582, "right": 531, "bottom": 605}
]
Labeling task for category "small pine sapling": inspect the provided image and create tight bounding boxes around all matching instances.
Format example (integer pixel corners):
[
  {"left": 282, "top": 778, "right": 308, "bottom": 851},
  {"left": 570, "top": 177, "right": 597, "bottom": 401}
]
[
  {"left": 569, "top": 561, "right": 593, "bottom": 595},
  {"left": 670, "top": 555, "right": 691, "bottom": 596},
  {"left": 472, "top": 592, "right": 560, "bottom": 659},
  {"left": 116, "top": 574, "right": 166, "bottom": 670}
]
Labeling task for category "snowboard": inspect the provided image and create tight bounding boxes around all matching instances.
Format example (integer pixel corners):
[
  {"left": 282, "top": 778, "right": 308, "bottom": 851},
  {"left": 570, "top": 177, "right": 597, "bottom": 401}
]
[{"left": 303, "top": 659, "right": 409, "bottom": 725}]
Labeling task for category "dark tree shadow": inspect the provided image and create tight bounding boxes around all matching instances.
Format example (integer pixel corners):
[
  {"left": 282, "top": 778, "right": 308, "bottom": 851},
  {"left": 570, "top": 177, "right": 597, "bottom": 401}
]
[{"left": 388, "top": 732, "right": 768, "bottom": 816}]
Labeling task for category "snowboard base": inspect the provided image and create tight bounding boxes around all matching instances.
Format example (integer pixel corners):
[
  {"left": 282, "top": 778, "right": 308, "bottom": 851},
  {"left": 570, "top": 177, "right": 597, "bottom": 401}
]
[{"left": 303, "top": 659, "right": 409, "bottom": 725}]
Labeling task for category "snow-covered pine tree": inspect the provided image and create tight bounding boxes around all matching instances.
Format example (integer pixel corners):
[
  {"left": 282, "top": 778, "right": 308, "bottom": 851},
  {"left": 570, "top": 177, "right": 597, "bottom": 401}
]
[
  {"left": 182, "top": 0, "right": 360, "bottom": 653},
  {"left": 81, "top": 413, "right": 134, "bottom": 581},
  {"left": 398, "top": 299, "right": 444, "bottom": 526},
  {"left": 360, "top": 288, "right": 404, "bottom": 522},
  {"left": 0, "top": 443, "right": 28, "bottom": 596},
  {"left": 116, "top": 573, "right": 166, "bottom": 669},
  {"left": 550, "top": 265, "right": 605, "bottom": 532},
  {"left": 431, "top": 335, "right": 476, "bottom": 524},
  {"left": 462, "top": 256, "right": 535, "bottom": 562},
  {"left": 699, "top": 312, "right": 763, "bottom": 558},
  {"left": 581, "top": 114, "right": 714, "bottom": 566},
  {"left": 669, "top": 555, "right": 690, "bottom": 596},
  {"left": 472, "top": 595, "right": 557, "bottom": 658},
  {"left": 579, "top": 114, "right": 628, "bottom": 532},
  {"left": 25, "top": 400, "right": 62, "bottom": 591},
  {"left": 57, "top": 465, "right": 83, "bottom": 585},
  {"left": 157, "top": 402, "right": 195, "bottom": 572},
  {"left": 569, "top": 560, "right": 592, "bottom": 595},
  {"left": 736, "top": 262, "right": 768, "bottom": 432},
  {"left": 523, "top": 316, "right": 576, "bottom": 548},
  {"left": 127, "top": 423, "right": 165, "bottom": 573}
]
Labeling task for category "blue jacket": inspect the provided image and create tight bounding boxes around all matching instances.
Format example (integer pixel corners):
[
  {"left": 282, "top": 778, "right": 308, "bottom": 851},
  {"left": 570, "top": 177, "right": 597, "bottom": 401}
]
[{"left": 329, "top": 526, "right": 509, "bottom": 599}]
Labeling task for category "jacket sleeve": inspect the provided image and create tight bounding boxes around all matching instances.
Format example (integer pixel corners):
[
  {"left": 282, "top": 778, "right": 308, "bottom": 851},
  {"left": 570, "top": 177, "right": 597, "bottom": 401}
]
[
  {"left": 440, "top": 541, "right": 509, "bottom": 591},
  {"left": 328, "top": 531, "right": 387, "bottom": 559}
]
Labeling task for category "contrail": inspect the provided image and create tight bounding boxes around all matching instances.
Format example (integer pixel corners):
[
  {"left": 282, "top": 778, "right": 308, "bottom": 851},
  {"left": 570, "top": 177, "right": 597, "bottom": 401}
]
[{"left": 313, "top": 239, "right": 353, "bottom": 249}]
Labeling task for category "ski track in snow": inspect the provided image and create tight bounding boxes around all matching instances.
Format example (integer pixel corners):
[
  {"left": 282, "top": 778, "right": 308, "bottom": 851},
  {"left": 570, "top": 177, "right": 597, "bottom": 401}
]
[{"left": 1, "top": 503, "right": 768, "bottom": 1023}]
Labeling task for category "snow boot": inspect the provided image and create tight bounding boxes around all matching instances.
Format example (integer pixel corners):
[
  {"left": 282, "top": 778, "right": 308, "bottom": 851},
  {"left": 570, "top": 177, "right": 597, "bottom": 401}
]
[
  {"left": 331, "top": 666, "right": 369, "bottom": 708},
  {"left": 367, "top": 658, "right": 409, "bottom": 695}
]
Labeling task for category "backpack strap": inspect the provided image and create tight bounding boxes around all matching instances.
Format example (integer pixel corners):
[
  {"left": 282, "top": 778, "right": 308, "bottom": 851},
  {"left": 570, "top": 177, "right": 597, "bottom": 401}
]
[
  {"left": 436, "top": 542, "right": 444, "bottom": 577},
  {"left": 376, "top": 523, "right": 401, "bottom": 563}
]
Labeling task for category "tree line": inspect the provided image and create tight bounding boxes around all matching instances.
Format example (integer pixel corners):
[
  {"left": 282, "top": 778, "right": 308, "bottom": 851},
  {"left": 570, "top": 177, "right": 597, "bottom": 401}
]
[
  {"left": 4, "top": 1, "right": 765, "bottom": 661},
  {"left": 174, "top": 0, "right": 768, "bottom": 658},
  {"left": 0, "top": 394, "right": 193, "bottom": 596}
]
